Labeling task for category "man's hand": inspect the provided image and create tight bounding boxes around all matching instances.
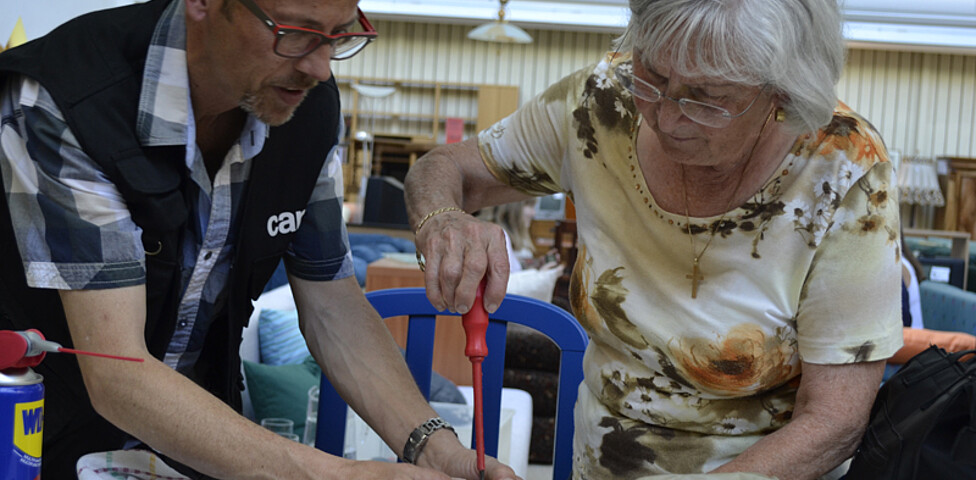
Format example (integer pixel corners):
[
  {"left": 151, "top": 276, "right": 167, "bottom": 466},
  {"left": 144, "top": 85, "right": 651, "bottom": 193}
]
[
  {"left": 415, "top": 210, "right": 510, "bottom": 315},
  {"left": 416, "top": 430, "right": 522, "bottom": 480}
]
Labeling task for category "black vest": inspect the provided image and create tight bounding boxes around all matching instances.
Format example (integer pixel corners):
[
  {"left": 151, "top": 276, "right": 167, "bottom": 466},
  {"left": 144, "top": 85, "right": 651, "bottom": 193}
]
[{"left": 0, "top": 1, "right": 340, "bottom": 476}]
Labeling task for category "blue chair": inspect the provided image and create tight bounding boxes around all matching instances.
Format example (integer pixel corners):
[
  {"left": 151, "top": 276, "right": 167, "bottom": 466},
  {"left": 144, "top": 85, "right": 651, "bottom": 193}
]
[{"left": 314, "top": 287, "right": 588, "bottom": 480}]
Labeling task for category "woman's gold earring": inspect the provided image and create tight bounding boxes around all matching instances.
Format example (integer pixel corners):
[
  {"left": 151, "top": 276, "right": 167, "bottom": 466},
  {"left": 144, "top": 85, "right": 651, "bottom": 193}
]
[{"left": 774, "top": 109, "right": 786, "bottom": 123}]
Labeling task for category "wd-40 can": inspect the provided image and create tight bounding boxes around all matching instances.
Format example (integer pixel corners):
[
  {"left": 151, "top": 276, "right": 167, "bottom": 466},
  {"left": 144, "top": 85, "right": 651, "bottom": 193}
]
[{"left": 1, "top": 367, "right": 43, "bottom": 480}]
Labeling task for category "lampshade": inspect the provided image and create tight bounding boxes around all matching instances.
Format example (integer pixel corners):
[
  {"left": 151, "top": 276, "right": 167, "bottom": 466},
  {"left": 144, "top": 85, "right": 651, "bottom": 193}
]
[
  {"left": 350, "top": 83, "right": 397, "bottom": 98},
  {"left": 897, "top": 154, "right": 945, "bottom": 206},
  {"left": 468, "top": 21, "right": 532, "bottom": 44},
  {"left": 467, "top": 0, "right": 532, "bottom": 44}
]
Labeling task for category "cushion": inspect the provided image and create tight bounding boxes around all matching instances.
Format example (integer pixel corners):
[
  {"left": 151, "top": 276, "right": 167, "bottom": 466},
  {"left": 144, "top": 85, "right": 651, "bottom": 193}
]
[
  {"left": 506, "top": 267, "right": 562, "bottom": 303},
  {"left": 245, "top": 350, "right": 465, "bottom": 438},
  {"left": 257, "top": 308, "right": 311, "bottom": 366},
  {"left": 243, "top": 355, "right": 321, "bottom": 437}
]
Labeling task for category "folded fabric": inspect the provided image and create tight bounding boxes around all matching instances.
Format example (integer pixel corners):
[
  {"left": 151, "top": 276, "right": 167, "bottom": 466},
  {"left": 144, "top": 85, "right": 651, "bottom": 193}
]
[
  {"left": 637, "top": 475, "right": 777, "bottom": 480},
  {"left": 257, "top": 308, "right": 311, "bottom": 366},
  {"left": 888, "top": 327, "right": 976, "bottom": 364},
  {"left": 77, "top": 450, "right": 191, "bottom": 480}
]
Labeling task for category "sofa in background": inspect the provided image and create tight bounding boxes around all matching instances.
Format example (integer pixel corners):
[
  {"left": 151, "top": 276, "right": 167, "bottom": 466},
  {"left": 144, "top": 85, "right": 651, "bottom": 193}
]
[
  {"left": 261, "top": 232, "right": 416, "bottom": 293},
  {"left": 919, "top": 280, "right": 976, "bottom": 335}
]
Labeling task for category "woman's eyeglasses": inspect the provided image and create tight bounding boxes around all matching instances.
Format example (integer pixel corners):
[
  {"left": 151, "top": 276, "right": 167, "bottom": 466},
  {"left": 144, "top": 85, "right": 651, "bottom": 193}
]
[
  {"left": 237, "top": 0, "right": 377, "bottom": 60},
  {"left": 614, "top": 64, "right": 765, "bottom": 128}
]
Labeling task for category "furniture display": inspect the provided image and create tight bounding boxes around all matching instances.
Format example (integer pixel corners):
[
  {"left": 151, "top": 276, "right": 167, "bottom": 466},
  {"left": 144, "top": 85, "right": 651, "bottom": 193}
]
[
  {"left": 551, "top": 220, "right": 578, "bottom": 311},
  {"left": 904, "top": 228, "right": 972, "bottom": 291},
  {"left": 338, "top": 76, "right": 519, "bottom": 196},
  {"left": 313, "top": 287, "right": 588, "bottom": 480}
]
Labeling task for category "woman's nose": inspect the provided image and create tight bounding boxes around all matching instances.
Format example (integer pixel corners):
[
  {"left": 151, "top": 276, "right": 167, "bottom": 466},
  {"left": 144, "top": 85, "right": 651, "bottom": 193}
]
[{"left": 655, "top": 96, "right": 687, "bottom": 132}]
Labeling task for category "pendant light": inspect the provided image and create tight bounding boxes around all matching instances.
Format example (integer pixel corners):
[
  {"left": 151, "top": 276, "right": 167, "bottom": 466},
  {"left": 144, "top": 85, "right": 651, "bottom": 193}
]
[{"left": 467, "top": 0, "right": 532, "bottom": 44}]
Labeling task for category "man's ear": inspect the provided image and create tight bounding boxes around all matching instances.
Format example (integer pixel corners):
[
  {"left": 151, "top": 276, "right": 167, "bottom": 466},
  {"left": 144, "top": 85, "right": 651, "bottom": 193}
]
[{"left": 185, "top": 0, "right": 218, "bottom": 22}]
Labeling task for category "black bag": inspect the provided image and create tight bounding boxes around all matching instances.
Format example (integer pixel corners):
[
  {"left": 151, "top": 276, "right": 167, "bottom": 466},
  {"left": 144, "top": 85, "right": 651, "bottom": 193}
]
[{"left": 847, "top": 346, "right": 976, "bottom": 479}]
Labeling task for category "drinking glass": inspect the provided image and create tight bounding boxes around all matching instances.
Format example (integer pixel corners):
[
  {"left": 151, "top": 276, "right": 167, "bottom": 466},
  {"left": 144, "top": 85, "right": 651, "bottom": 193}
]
[
  {"left": 303, "top": 386, "right": 320, "bottom": 446},
  {"left": 260, "top": 417, "right": 294, "bottom": 436}
]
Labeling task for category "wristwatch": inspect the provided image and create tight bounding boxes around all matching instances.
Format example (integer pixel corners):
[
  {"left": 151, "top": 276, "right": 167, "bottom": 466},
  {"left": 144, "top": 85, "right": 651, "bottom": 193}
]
[{"left": 401, "top": 417, "right": 457, "bottom": 464}]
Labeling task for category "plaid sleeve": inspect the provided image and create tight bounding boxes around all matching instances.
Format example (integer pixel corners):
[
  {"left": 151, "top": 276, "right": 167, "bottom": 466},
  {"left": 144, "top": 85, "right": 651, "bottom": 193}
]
[
  {"left": 282, "top": 120, "right": 354, "bottom": 282},
  {"left": 0, "top": 76, "right": 145, "bottom": 290}
]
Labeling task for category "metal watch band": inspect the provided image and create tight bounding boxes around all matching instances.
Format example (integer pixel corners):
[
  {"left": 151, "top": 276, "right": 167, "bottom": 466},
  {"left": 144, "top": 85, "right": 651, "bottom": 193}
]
[{"left": 401, "top": 417, "right": 457, "bottom": 464}]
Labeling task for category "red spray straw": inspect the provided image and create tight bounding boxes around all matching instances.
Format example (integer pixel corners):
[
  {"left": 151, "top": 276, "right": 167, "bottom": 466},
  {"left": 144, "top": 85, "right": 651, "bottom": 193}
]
[
  {"left": 0, "top": 329, "right": 143, "bottom": 370},
  {"left": 461, "top": 280, "right": 489, "bottom": 478}
]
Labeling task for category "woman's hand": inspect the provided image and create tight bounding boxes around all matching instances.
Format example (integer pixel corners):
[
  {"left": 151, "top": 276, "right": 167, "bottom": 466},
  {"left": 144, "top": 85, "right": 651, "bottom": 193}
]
[{"left": 416, "top": 210, "right": 511, "bottom": 315}]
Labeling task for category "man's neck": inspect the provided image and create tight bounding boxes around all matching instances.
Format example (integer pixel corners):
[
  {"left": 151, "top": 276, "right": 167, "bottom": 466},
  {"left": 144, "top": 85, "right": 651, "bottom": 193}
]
[{"left": 195, "top": 109, "right": 246, "bottom": 182}]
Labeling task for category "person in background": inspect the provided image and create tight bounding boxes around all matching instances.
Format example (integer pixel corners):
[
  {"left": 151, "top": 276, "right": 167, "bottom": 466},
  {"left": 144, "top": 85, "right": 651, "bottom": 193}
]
[
  {"left": 0, "top": 0, "right": 517, "bottom": 479},
  {"left": 404, "top": 0, "right": 902, "bottom": 479},
  {"left": 475, "top": 200, "right": 560, "bottom": 272}
]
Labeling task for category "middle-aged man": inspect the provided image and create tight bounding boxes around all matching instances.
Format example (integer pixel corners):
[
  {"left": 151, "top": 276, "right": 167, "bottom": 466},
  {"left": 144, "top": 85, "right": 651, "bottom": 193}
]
[{"left": 0, "top": 0, "right": 519, "bottom": 478}]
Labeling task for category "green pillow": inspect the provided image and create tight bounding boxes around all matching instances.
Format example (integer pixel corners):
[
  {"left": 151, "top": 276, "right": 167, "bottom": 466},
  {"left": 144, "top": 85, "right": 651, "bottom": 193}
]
[{"left": 244, "top": 355, "right": 321, "bottom": 437}]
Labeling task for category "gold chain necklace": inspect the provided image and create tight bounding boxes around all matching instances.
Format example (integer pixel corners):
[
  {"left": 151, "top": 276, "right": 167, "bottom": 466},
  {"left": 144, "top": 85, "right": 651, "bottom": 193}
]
[{"left": 681, "top": 108, "right": 775, "bottom": 298}]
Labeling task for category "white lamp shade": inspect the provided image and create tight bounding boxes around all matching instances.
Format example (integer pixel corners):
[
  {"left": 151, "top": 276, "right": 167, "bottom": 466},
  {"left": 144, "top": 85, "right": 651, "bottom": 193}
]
[
  {"left": 351, "top": 84, "right": 397, "bottom": 98},
  {"left": 467, "top": 21, "right": 532, "bottom": 44},
  {"left": 897, "top": 155, "right": 945, "bottom": 207}
]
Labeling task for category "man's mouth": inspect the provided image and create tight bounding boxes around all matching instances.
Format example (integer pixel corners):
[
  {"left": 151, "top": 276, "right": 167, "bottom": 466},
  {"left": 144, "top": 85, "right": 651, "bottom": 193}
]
[{"left": 274, "top": 86, "right": 308, "bottom": 106}]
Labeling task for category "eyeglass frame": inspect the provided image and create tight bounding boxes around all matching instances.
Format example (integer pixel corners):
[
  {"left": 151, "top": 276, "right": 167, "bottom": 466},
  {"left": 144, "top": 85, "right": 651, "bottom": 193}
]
[
  {"left": 614, "top": 64, "right": 767, "bottom": 128},
  {"left": 236, "top": 0, "right": 377, "bottom": 60}
]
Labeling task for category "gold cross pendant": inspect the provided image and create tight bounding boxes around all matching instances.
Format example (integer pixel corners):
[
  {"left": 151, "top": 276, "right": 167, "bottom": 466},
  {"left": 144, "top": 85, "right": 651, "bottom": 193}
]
[{"left": 686, "top": 258, "right": 704, "bottom": 299}]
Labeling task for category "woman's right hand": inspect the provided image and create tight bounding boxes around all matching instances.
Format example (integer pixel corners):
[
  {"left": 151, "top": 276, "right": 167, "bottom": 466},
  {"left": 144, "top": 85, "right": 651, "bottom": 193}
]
[{"left": 415, "top": 210, "right": 511, "bottom": 315}]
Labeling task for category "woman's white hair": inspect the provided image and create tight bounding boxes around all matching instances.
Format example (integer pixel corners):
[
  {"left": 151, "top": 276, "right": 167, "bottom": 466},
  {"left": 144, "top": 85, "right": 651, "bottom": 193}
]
[{"left": 616, "top": 0, "right": 845, "bottom": 133}]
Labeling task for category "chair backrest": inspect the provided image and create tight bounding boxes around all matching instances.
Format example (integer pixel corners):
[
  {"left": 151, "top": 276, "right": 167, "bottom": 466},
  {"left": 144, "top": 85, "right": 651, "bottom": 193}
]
[{"left": 314, "top": 287, "right": 588, "bottom": 480}]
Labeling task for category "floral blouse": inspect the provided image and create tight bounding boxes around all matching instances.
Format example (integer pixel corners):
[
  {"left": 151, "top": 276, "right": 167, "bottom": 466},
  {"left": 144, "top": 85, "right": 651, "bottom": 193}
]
[{"left": 479, "top": 53, "right": 903, "bottom": 479}]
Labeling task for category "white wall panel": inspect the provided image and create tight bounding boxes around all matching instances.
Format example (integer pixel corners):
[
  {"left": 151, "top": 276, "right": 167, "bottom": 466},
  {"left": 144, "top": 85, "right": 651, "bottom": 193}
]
[
  {"left": 339, "top": 20, "right": 976, "bottom": 158},
  {"left": 842, "top": 49, "right": 976, "bottom": 159}
]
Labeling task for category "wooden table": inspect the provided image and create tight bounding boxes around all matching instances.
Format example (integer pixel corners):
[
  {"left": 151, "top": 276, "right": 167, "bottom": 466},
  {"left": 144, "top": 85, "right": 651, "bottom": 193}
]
[{"left": 365, "top": 257, "right": 473, "bottom": 386}]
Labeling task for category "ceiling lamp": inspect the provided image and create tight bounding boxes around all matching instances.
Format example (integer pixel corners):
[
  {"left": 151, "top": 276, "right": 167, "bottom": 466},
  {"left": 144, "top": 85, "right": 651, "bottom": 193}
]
[{"left": 467, "top": 0, "right": 532, "bottom": 44}]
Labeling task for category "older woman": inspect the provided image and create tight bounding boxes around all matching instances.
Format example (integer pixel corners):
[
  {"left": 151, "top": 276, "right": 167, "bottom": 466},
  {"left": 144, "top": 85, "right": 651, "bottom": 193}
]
[{"left": 404, "top": 1, "right": 902, "bottom": 479}]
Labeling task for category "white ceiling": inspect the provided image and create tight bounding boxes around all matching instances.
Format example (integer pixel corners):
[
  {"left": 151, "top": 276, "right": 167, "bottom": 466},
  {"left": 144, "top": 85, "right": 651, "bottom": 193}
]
[{"left": 360, "top": 0, "right": 976, "bottom": 54}]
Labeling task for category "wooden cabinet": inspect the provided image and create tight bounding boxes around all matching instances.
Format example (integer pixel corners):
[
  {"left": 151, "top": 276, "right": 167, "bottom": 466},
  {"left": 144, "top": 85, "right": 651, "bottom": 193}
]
[
  {"left": 476, "top": 85, "right": 520, "bottom": 132},
  {"left": 939, "top": 157, "right": 976, "bottom": 239}
]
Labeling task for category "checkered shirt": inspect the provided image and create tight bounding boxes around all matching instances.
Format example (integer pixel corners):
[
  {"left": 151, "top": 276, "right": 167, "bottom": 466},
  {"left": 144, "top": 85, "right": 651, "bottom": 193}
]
[{"left": 0, "top": 0, "right": 354, "bottom": 373}]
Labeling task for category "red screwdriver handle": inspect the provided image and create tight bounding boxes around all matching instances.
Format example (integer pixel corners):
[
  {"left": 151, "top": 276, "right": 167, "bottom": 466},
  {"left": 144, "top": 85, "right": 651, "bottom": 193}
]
[
  {"left": 462, "top": 281, "right": 489, "bottom": 359},
  {"left": 462, "top": 279, "right": 489, "bottom": 476}
]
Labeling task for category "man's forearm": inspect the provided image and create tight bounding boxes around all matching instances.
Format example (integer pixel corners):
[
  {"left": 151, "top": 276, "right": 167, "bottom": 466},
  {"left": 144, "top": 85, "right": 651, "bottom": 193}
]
[
  {"left": 82, "top": 356, "right": 332, "bottom": 479},
  {"left": 292, "top": 276, "right": 447, "bottom": 461},
  {"left": 60, "top": 287, "right": 337, "bottom": 480}
]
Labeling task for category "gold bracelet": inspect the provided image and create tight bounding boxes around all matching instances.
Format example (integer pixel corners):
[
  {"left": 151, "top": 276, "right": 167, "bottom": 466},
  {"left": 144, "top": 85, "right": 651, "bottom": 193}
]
[
  {"left": 414, "top": 206, "right": 463, "bottom": 271},
  {"left": 414, "top": 206, "right": 463, "bottom": 235}
]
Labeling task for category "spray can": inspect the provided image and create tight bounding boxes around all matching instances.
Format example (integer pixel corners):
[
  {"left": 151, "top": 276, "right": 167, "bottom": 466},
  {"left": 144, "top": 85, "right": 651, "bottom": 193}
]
[{"left": 0, "top": 366, "right": 44, "bottom": 480}]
